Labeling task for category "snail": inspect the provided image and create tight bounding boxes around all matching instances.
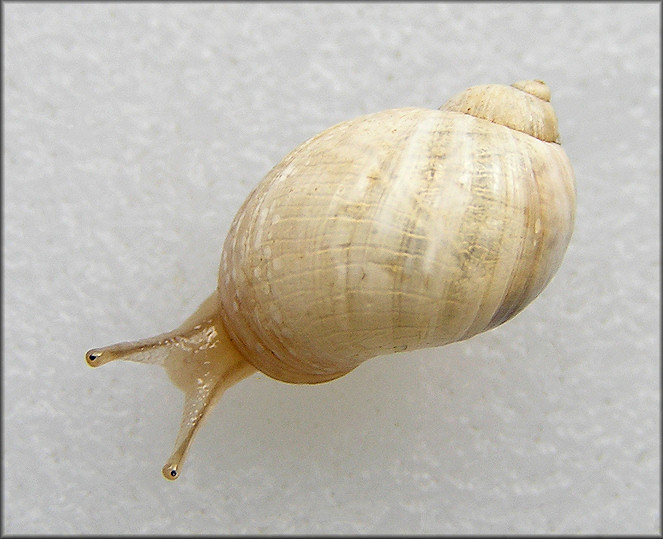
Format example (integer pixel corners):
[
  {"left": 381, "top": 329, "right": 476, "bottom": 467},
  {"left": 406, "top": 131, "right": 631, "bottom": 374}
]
[{"left": 86, "top": 79, "right": 576, "bottom": 480}]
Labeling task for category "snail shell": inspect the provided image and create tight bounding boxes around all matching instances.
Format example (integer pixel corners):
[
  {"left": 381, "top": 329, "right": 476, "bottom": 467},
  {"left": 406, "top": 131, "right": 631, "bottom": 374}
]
[{"left": 86, "top": 79, "right": 576, "bottom": 479}]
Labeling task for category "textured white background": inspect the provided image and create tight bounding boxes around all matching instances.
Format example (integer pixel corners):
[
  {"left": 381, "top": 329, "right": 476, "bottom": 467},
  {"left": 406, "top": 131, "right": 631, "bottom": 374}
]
[{"left": 3, "top": 3, "right": 660, "bottom": 534}]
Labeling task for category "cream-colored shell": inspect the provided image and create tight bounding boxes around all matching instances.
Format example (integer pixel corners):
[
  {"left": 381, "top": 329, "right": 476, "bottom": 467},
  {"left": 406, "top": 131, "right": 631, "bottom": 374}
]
[{"left": 219, "top": 91, "right": 575, "bottom": 384}]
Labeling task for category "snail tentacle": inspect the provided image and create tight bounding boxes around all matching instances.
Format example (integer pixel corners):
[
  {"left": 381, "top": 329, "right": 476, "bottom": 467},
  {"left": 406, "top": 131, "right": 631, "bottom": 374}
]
[
  {"left": 162, "top": 353, "right": 255, "bottom": 480},
  {"left": 85, "top": 333, "right": 174, "bottom": 368}
]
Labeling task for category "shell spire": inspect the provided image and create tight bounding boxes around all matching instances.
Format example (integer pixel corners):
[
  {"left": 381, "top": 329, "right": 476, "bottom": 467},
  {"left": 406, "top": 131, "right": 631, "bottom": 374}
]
[{"left": 440, "top": 79, "right": 560, "bottom": 143}]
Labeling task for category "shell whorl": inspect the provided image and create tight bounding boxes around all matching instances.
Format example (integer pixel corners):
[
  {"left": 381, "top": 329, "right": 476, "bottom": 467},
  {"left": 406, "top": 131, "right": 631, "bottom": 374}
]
[
  {"left": 440, "top": 79, "right": 560, "bottom": 143},
  {"left": 218, "top": 96, "right": 576, "bottom": 384}
]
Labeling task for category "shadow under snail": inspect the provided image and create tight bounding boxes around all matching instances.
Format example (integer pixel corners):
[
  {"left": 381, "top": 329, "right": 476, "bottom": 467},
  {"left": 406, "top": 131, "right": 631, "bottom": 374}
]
[{"left": 86, "top": 79, "right": 576, "bottom": 480}]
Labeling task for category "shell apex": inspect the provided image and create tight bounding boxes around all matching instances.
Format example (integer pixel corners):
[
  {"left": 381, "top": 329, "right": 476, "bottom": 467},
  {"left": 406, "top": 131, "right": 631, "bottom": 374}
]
[{"left": 439, "top": 79, "right": 560, "bottom": 143}]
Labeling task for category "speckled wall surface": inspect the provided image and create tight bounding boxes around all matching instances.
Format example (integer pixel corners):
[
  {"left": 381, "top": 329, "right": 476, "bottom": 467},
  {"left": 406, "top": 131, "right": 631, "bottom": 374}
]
[{"left": 3, "top": 3, "right": 659, "bottom": 534}]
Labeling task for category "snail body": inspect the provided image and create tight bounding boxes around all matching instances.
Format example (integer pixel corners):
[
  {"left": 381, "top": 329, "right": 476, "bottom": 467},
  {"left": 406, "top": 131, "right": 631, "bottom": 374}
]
[{"left": 86, "top": 80, "right": 576, "bottom": 479}]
